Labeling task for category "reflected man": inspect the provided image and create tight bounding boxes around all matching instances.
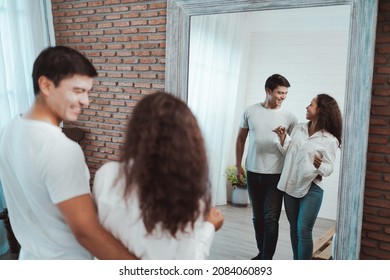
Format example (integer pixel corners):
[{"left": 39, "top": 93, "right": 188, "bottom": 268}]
[{"left": 235, "top": 74, "right": 298, "bottom": 260}]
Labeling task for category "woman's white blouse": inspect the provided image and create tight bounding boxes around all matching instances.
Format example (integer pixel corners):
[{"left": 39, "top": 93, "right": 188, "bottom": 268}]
[
  {"left": 276, "top": 122, "right": 339, "bottom": 198},
  {"left": 92, "top": 161, "right": 215, "bottom": 260}
]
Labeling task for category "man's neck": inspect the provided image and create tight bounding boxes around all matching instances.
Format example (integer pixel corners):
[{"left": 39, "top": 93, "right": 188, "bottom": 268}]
[
  {"left": 261, "top": 101, "right": 280, "bottom": 110},
  {"left": 24, "top": 97, "right": 61, "bottom": 126}
]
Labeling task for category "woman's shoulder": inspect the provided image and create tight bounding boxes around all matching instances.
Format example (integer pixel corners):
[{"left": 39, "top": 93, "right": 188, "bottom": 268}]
[
  {"left": 94, "top": 161, "right": 122, "bottom": 187},
  {"left": 93, "top": 161, "right": 125, "bottom": 198},
  {"left": 289, "top": 122, "right": 309, "bottom": 138},
  {"left": 322, "top": 130, "right": 340, "bottom": 146},
  {"left": 292, "top": 122, "right": 308, "bottom": 131},
  {"left": 97, "top": 161, "right": 122, "bottom": 174}
]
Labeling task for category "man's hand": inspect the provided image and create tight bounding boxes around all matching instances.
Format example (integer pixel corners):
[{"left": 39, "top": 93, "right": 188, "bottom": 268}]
[{"left": 236, "top": 165, "right": 246, "bottom": 185}]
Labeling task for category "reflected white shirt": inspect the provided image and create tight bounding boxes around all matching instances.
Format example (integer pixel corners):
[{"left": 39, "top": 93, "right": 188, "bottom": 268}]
[{"left": 276, "top": 122, "right": 339, "bottom": 198}]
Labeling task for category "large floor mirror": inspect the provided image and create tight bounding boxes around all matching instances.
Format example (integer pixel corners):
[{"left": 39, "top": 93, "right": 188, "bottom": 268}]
[{"left": 166, "top": 0, "right": 378, "bottom": 259}]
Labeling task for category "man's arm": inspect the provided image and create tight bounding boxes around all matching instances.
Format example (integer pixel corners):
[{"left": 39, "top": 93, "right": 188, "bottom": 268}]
[
  {"left": 235, "top": 127, "right": 248, "bottom": 184},
  {"left": 57, "top": 194, "right": 138, "bottom": 260}
]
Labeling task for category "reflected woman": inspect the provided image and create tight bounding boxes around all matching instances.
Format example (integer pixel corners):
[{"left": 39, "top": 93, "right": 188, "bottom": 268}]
[{"left": 274, "top": 93, "right": 342, "bottom": 260}]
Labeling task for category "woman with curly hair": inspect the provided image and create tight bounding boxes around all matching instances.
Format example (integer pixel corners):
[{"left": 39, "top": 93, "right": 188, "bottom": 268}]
[
  {"left": 92, "top": 92, "right": 224, "bottom": 259},
  {"left": 273, "top": 93, "right": 342, "bottom": 260}
]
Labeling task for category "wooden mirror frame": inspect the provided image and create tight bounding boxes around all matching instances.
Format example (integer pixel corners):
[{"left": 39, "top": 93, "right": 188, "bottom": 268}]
[{"left": 165, "top": 0, "right": 378, "bottom": 259}]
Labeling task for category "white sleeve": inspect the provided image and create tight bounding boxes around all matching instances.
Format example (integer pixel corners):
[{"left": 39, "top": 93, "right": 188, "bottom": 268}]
[
  {"left": 314, "top": 139, "right": 338, "bottom": 177},
  {"left": 275, "top": 133, "right": 292, "bottom": 156},
  {"left": 192, "top": 222, "right": 215, "bottom": 259},
  {"left": 43, "top": 140, "right": 90, "bottom": 204},
  {"left": 174, "top": 221, "right": 215, "bottom": 260}
]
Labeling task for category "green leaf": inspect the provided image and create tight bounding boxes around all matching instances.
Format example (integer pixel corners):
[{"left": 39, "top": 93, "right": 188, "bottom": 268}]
[{"left": 225, "top": 165, "right": 247, "bottom": 188}]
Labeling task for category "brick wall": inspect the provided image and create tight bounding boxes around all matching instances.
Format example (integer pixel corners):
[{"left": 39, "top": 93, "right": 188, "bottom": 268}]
[
  {"left": 361, "top": 0, "right": 390, "bottom": 260},
  {"left": 51, "top": 0, "right": 390, "bottom": 259},
  {"left": 51, "top": 0, "right": 167, "bottom": 178}
]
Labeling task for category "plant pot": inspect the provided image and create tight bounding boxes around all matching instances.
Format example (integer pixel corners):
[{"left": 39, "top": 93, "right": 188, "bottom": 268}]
[{"left": 231, "top": 186, "right": 248, "bottom": 207}]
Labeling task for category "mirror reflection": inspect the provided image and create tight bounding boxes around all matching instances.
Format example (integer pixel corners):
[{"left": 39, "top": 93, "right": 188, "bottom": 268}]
[
  {"left": 167, "top": 0, "right": 378, "bottom": 261},
  {"left": 187, "top": 5, "right": 350, "bottom": 259}
]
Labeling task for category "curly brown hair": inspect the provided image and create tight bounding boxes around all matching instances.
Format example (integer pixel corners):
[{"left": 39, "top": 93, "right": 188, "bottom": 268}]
[
  {"left": 120, "top": 92, "right": 211, "bottom": 237},
  {"left": 316, "top": 94, "right": 343, "bottom": 146}
]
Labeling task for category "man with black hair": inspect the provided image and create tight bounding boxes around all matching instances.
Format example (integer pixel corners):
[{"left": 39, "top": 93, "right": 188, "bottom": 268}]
[
  {"left": 0, "top": 46, "right": 137, "bottom": 260},
  {"left": 235, "top": 74, "right": 298, "bottom": 260}
]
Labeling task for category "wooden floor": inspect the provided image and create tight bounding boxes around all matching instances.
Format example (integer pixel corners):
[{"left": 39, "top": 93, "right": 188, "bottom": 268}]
[
  {"left": 208, "top": 204, "right": 335, "bottom": 260},
  {"left": 0, "top": 203, "right": 335, "bottom": 260}
]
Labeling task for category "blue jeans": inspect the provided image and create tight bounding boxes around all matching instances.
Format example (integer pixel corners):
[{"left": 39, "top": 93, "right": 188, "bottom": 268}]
[
  {"left": 0, "top": 181, "right": 9, "bottom": 255},
  {"left": 284, "top": 183, "right": 323, "bottom": 260},
  {"left": 246, "top": 172, "right": 283, "bottom": 260}
]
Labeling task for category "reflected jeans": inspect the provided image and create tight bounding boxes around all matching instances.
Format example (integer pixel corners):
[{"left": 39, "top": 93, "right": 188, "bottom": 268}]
[
  {"left": 0, "top": 181, "right": 9, "bottom": 255},
  {"left": 246, "top": 171, "right": 283, "bottom": 260},
  {"left": 284, "top": 183, "right": 323, "bottom": 260}
]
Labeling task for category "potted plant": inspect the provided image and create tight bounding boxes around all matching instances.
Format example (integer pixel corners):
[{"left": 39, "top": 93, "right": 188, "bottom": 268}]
[{"left": 225, "top": 166, "right": 248, "bottom": 207}]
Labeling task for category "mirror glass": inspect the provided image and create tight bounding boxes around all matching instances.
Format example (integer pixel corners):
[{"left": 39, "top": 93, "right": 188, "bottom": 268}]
[
  {"left": 166, "top": 0, "right": 378, "bottom": 259},
  {"left": 188, "top": 5, "right": 350, "bottom": 221}
]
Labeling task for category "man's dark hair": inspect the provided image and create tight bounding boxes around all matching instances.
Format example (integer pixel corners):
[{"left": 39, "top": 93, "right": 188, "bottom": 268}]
[
  {"left": 32, "top": 45, "right": 98, "bottom": 95},
  {"left": 264, "top": 74, "right": 290, "bottom": 91}
]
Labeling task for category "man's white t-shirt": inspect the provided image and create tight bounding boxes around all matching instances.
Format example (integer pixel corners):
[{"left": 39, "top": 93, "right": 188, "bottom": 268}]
[
  {"left": 240, "top": 103, "right": 298, "bottom": 174},
  {"left": 0, "top": 116, "right": 92, "bottom": 259}
]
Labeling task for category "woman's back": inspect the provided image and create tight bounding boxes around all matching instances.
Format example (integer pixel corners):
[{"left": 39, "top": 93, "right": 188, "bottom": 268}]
[{"left": 93, "top": 161, "right": 216, "bottom": 260}]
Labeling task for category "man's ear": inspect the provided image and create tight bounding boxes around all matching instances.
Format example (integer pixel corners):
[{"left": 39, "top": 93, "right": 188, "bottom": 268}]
[
  {"left": 265, "top": 87, "right": 271, "bottom": 95},
  {"left": 37, "top": 76, "right": 52, "bottom": 97}
]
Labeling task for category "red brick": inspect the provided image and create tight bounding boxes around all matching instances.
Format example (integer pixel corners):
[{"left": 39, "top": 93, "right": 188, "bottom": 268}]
[
  {"left": 88, "top": 1, "right": 104, "bottom": 7},
  {"left": 112, "top": 6, "right": 129, "bottom": 12}
]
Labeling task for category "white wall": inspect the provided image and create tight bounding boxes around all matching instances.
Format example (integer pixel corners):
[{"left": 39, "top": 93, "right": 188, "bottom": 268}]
[
  {"left": 233, "top": 5, "right": 350, "bottom": 220},
  {"left": 190, "top": 5, "right": 351, "bottom": 220}
]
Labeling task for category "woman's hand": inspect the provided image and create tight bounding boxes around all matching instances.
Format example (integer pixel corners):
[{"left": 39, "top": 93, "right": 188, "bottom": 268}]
[
  {"left": 206, "top": 207, "right": 224, "bottom": 231},
  {"left": 273, "top": 126, "right": 286, "bottom": 145},
  {"left": 313, "top": 153, "right": 323, "bottom": 169}
]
